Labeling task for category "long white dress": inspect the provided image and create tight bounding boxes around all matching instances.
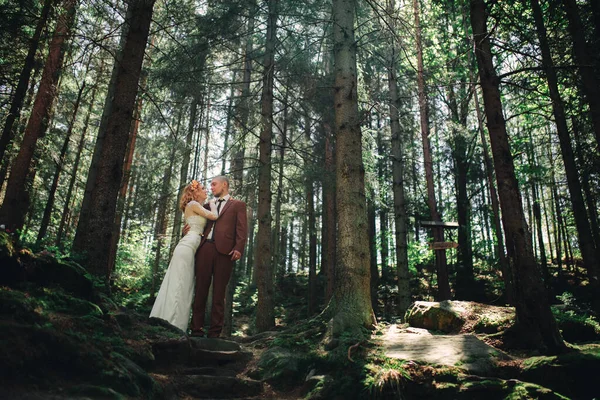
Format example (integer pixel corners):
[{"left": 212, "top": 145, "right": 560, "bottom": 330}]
[{"left": 149, "top": 201, "right": 216, "bottom": 331}]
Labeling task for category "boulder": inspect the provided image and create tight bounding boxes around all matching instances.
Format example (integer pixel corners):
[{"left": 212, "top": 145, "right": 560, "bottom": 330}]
[{"left": 405, "top": 301, "right": 466, "bottom": 333}]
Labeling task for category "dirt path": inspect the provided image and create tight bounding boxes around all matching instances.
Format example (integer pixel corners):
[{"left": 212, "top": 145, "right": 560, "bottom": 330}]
[{"left": 383, "top": 324, "right": 512, "bottom": 374}]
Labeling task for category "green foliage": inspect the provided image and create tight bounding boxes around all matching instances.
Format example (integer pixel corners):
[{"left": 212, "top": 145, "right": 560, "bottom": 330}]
[
  {"left": 112, "top": 228, "right": 155, "bottom": 308},
  {"left": 407, "top": 240, "right": 432, "bottom": 273}
]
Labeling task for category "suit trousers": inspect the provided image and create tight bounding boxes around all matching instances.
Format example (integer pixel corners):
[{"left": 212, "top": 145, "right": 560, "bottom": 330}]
[{"left": 191, "top": 242, "right": 233, "bottom": 337}]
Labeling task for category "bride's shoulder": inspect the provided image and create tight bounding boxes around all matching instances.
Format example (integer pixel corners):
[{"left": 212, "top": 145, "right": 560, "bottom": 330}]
[{"left": 186, "top": 200, "right": 202, "bottom": 208}]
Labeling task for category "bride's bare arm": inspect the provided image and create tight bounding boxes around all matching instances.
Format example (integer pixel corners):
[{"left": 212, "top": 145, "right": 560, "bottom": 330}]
[{"left": 189, "top": 202, "right": 218, "bottom": 221}]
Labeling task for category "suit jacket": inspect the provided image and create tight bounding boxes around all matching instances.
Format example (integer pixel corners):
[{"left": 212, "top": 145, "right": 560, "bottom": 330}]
[{"left": 202, "top": 198, "right": 248, "bottom": 256}]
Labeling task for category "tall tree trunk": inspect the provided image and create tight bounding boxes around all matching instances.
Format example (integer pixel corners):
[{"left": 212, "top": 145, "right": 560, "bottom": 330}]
[
  {"left": 0, "top": 0, "right": 52, "bottom": 164},
  {"left": 305, "top": 113, "right": 318, "bottom": 315},
  {"left": 37, "top": 81, "right": 86, "bottom": 244},
  {"left": 322, "top": 123, "right": 336, "bottom": 302},
  {"left": 232, "top": 1, "right": 256, "bottom": 193},
  {"left": 368, "top": 192, "right": 378, "bottom": 314},
  {"left": 386, "top": 0, "right": 410, "bottom": 317},
  {"left": 376, "top": 116, "right": 390, "bottom": 282},
  {"left": 0, "top": 0, "right": 77, "bottom": 231},
  {"left": 255, "top": 0, "right": 278, "bottom": 333},
  {"left": 272, "top": 91, "right": 288, "bottom": 278},
  {"left": 72, "top": 0, "right": 155, "bottom": 280},
  {"left": 474, "top": 85, "right": 512, "bottom": 303},
  {"left": 150, "top": 144, "right": 177, "bottom": 299},
  {"left": 57, "top": 67, "right": 101, "bottom": 249},
  {"left": 531, "top": 0, "right": 599, "bottom": 284},
  {"left": 74, "top": 13, "right": 131, "bottom": 246},
  {"left": 171, "top": 96, "right": 198, "bottom": 255},
  {"left": 561, "top": 0, "right": 600, "bottom": 149},
  {"left": 572, "top": 117, "right": 600, "bottom": 251},
  {"left": 325, "top": 0, "right": 376, "bottom": 335},
  {"left": 413, "top": 0, "right": 449, "bottom": 300},
  {"left": 471, "top": 0, "right": 565, "bottom": 353}
]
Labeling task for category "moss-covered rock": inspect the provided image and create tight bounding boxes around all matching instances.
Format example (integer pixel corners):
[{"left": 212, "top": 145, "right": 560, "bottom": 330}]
[
  {"left": 521, "top": 348, "right": 600, "bottom": 399},
  {"left": 0, "top": 287, "right": 43, "bottom": 324},
  {"left": 30, "top": 254, "right": 94, "bottom": 299},
  {"left": 0, "top": 231, "right": 25, "bottom": 285},
  {"left": 405, "top": 301, "right": 466, "bottom": 333},
  {"left": 254, "top": 346, "right": 311, "bottom": 389}
]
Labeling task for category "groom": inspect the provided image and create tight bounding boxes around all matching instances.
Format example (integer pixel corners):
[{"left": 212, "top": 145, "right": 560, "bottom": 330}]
[{"left": 189, "top": 175, "right": 247, "bottom": 338}]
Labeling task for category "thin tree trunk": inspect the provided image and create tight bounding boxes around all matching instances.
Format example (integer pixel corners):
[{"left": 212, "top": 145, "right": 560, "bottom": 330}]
[
  {"left": 474, "top": 85, "right": 512, "bottom": 303},
  {"left": 386, "top": 0, "right": 410, "bottom": 317},
  {"left": 368, "top": 192, "right": 378, "bottom": 314},
  {"left": 232, "top": 1, "right": 256, "bottom": 192},
  {"left": 0, "top": 0, "right": 52, "bottom": 164},
  {"left": 0, "top": 0, "right": 78, "bottom": 231},
  {"left": 471, "top": 0, "right": 565, "bottom": 353},
  {"left": 36, "top": 81, "right": 86, "bottom": 244},
  {"left": 561, "top": 0, "right": 600, "bottom": 149},
  {"left": 376, "top": 115, "right": 389, "bottom": 282},
  {"left": 57, "top": 66, "right": 101, "bottom": 248},
  {"left": 171, "top": 96, "right": 198, "bottom": 255},
  {"left": 255, "top": 0, "right": 278, "bottom": 333},
  {"left": 150, "top": 144, "right": 177, "bottom": 299},
  {"left": 272, "top": 91, "right": 288, "bottom": 278},
  {"left": 531, "top": 0, "right": 599, "bottom": 284},
  {"left": 72, "top": 0, "right": 155, "bottom": 279},
  {"left": 322, "top": 123, "right": 336, "bottom": 302},
  {"left": 413, "top": 0, "right": 449, "bottom": 300}
]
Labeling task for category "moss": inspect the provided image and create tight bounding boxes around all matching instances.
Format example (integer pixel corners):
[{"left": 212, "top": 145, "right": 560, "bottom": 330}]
[{"left": 0, "top": 231, "right": 15, "bottom": 258}]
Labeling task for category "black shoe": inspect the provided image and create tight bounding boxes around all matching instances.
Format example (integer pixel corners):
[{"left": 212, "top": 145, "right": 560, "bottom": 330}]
[{"left": 190, "top": 331, "right": 204, "bottom": 337}]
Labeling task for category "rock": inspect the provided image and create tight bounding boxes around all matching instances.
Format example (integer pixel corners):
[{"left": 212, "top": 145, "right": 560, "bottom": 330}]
[
  {"left": 255, "top": 346, "right": 310, "bottom": 389},
  {"left": 300, "top": 374, "right": 334, "bottom": 399},
  {"left": 0, "top": 232, "right": 24, "bottom": 286},
  {"left": 151, "top": 338, "right": 251, "bottom": 371},
  {"left": 29, "top": 254, "right": 94, "bottom": 300},
  {"left": 67, "top": 385, "right": 126, "bottom": 400},
  {"left": 0, "top": 287, "right": 43, "bottom": 324},
  {"left": 521, "top": 349, "right": 600, "bottom": 399},
  {"left": 405, "top": 300, "right": 466, "bottom": 333},
  {"left": 172, "top": 374, "right": 262, "bottom": 399}
]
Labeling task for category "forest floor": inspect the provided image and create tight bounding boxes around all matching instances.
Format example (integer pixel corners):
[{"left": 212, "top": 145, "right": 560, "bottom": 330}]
[{"left": 382, "top": 324, "right": 512, "bottom": 374}]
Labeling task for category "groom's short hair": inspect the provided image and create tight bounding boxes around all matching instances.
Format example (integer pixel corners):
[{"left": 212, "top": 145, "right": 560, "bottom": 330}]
[{"left": 213, "top": 175, "right": 230, "bottom": 189}]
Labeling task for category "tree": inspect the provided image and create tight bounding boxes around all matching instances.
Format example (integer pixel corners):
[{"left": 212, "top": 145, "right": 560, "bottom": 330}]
[
  {"left": 470, "top": 0, "right": 565, "bottom": 353},
  {"left": 72, "top": 0, "right": 156, "bottom": 279},
  {"left": 0, "top": 0, "right": 78, "bottom": 231},
  {"left": 325, "top": 0, "right": 376, "bottom": 335},
  {"left": 255, "top": 0, "right": 278, "bottom": 333}
]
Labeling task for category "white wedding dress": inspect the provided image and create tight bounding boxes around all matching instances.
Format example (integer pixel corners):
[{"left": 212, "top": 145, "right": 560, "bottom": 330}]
[{"left": 149, "top": 200, "right": 216, "bottom": 331}]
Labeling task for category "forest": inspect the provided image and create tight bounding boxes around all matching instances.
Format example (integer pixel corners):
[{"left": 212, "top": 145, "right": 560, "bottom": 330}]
[{"left": 0, "top": 0, "right": 599, "bottom": 398}]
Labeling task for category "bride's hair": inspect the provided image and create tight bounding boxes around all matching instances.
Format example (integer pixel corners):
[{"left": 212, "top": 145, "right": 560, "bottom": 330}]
[{"left": 179, "top": 180, "right": 203, "bottom": 211}]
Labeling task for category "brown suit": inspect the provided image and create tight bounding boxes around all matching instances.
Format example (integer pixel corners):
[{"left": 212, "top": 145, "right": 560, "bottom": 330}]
[{"left": 191, "top": 198, "right": 247, "bottom": 337}]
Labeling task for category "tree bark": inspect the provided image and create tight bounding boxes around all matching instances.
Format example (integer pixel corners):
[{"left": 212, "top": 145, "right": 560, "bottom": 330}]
[
  {"left": 325, "top": 0, "right": 376, "bottom": 335},
  {"left": 473, "top": 85, "right": 512, "bottom": 303},
  {"left": 255, "top": 0, "right": 278, "bottom": 333},
  {"left": 322, "top": 122, "right": 336, "bottom": 302},
  {"left": 37, "top": 81, "right": 86, "bottom": 244},
  {"left": 561, "top": 0, "right": 600, "bottom": 149},
  {"left": 531, "top": 0, "right": 599, "bottom": 284},
  {"left": 57, "top": 68, "right": 101, "bottom": 249},
  {"left": 71, "top": 0, "right": 156, "bottom": 279},
  {"left": 0, "top": 0, "right": 78, "bottom": 231},
  {"left": 0, "top": 0, "right": 52, "bottom": 164},
  {"left": 386, "top": 0, "right": 410, "bottom": 317},
  {"left": 471, "top": 0, "right": 565, "bottom": 353},
  {"left": 413, "top": 0, "right": 450, "bottom": 300},
  {"left": 171, "top": 96, "right": 198, "bottom": 255}
]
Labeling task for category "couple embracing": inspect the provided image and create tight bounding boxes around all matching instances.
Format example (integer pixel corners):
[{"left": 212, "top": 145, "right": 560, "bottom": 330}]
[{"left": 150, "top": 175, "right": 247, "bottom": 338}]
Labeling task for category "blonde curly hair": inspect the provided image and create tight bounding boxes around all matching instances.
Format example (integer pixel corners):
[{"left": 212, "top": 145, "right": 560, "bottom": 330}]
[{"left": 179, "top": 180, "right": 204, "bottom": 211}]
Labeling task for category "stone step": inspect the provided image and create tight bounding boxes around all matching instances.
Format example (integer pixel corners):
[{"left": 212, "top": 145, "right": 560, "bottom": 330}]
[
  {"left": 151, "top": 338, "right": 252, "bottom": 371},
  {"left": 163, "top": 374, "right": 263, "bottom": 399}
]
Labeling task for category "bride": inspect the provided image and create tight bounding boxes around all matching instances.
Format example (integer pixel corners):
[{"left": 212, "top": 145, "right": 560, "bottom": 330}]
[{"left": 149, "top": 180, "right": 218, "bottom": 331}]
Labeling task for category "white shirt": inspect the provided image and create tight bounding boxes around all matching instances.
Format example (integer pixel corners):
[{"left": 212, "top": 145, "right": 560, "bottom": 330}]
[{"left": 207, "top": 194, "right": 230, "bottom": 240}]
